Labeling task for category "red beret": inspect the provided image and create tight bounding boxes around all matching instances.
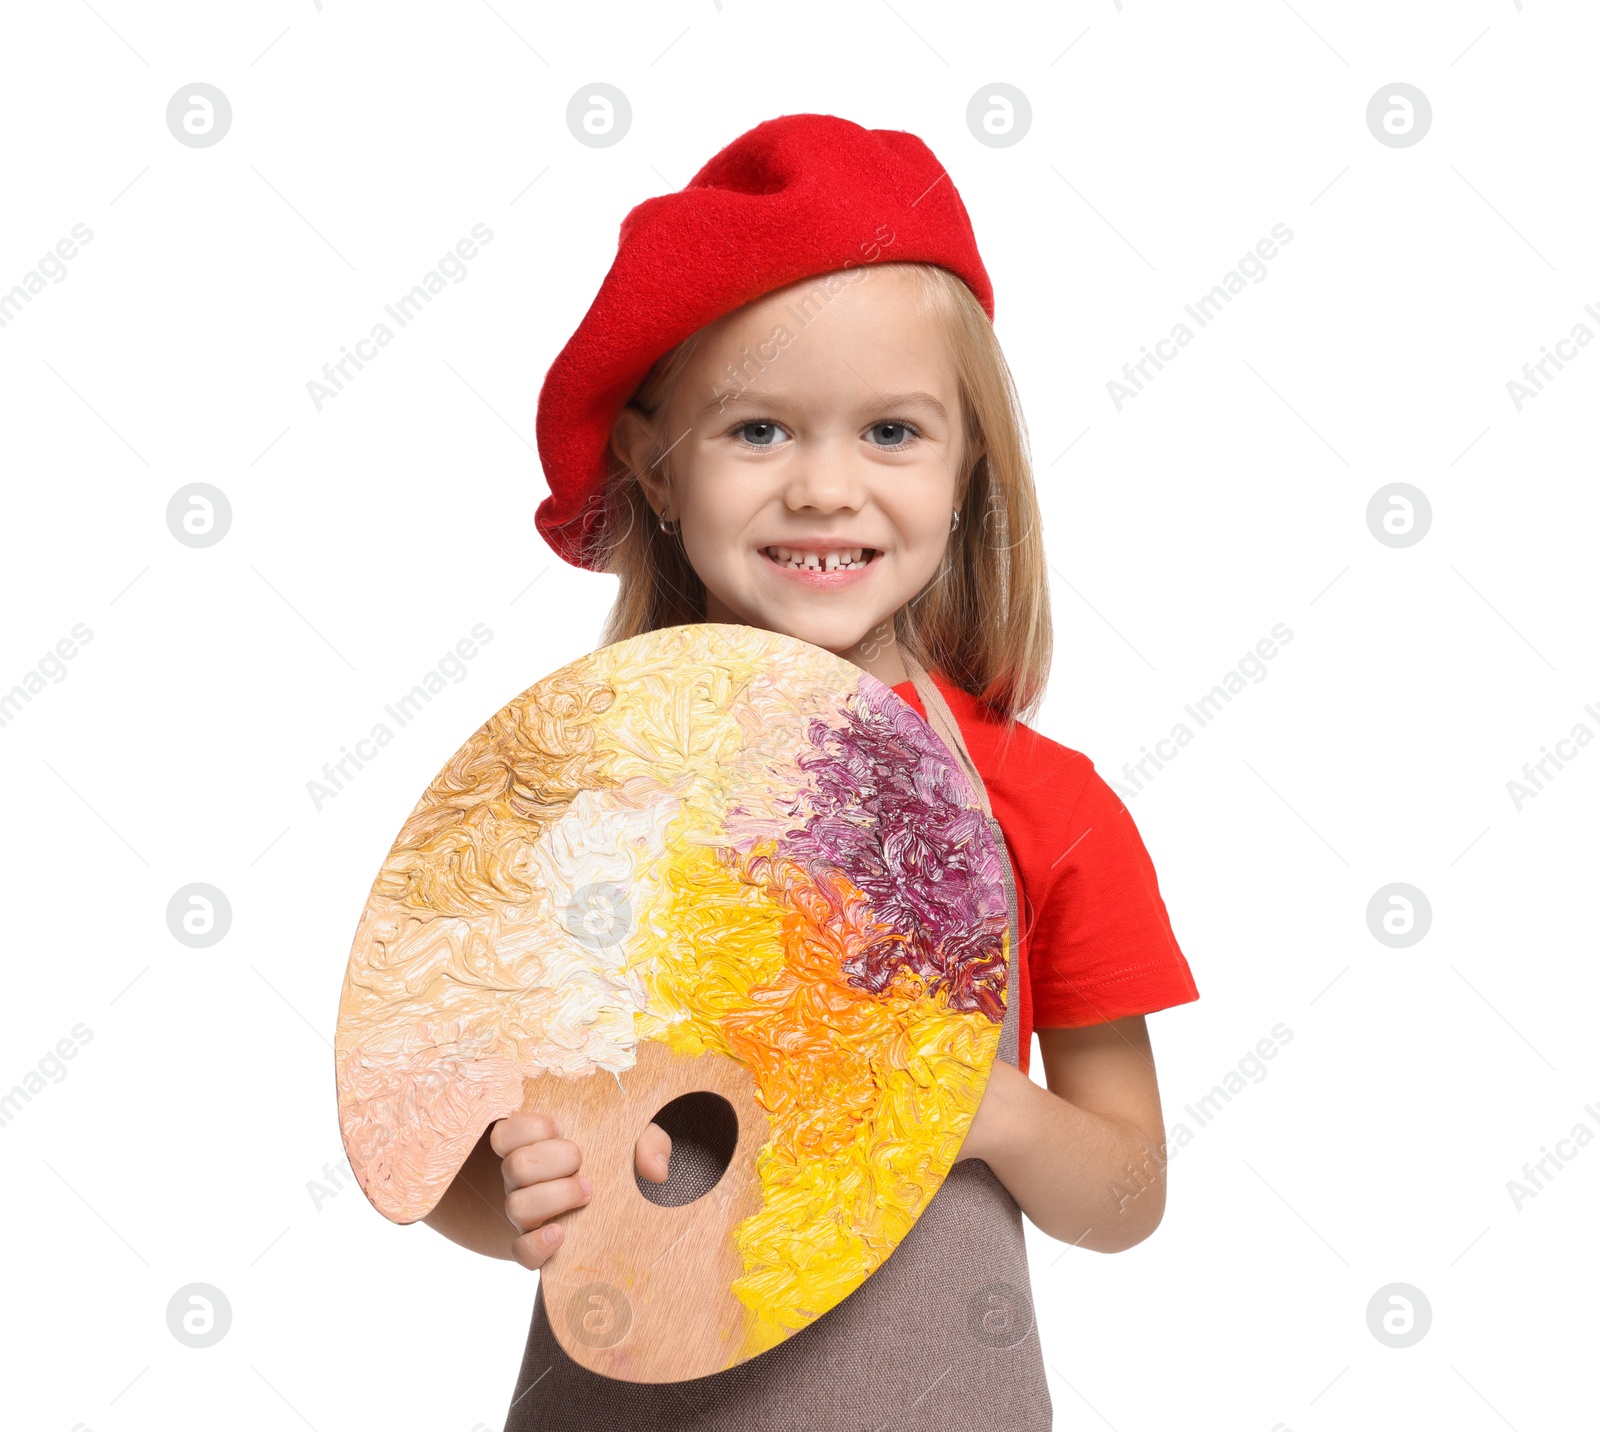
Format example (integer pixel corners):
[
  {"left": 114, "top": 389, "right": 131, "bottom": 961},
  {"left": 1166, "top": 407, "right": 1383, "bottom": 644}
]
[{"left": 533, "top": 112, "right": 994, "bottom": 570}]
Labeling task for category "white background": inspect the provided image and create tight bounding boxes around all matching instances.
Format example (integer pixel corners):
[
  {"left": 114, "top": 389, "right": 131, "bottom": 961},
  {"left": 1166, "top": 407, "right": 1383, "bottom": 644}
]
[{"left": 2, "top": 1, "right": 1595, "bottom": 1429}]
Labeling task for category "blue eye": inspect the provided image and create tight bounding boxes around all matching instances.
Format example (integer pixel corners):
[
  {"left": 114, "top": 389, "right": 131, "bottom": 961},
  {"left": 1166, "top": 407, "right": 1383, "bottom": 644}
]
[
  {"left": 867, "top": 421, "right": 918, "bottom": 449},
  {"left": 735, "top": 420, "right": 786, "bottom": 447}
]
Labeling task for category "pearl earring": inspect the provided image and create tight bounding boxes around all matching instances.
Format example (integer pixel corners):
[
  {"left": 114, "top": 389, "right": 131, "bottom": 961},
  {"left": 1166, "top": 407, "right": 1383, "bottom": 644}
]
[{"left": 949, "top": 507, "right": 961, "bottom": 532}]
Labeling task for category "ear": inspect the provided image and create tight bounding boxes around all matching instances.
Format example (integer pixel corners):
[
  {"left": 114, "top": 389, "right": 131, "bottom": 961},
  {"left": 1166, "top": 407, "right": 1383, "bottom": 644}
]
[
  {"left": 610, "top": 407, "right": 671, "bottom": 517},
  {"left": 956, "top": 436, "right": 987, "bottom": 510}
]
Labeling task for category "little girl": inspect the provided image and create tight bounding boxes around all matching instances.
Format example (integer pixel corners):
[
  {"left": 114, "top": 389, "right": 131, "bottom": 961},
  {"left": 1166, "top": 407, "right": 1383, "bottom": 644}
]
[{"left": 423, "top": 113, "right": 1199, "bottom": 1431}]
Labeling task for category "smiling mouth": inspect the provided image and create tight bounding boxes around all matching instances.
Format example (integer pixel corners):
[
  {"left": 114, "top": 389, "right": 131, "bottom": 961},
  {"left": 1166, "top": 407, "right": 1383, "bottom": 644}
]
[{"left": 762, "top": 545, "right": 878, "bottom": 571}]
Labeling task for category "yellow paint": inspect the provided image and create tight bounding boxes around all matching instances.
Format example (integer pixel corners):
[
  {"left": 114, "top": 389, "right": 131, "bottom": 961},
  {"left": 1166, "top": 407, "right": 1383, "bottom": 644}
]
[{"left": 630, "top": 819, "right": 1001, "bottom": 1359}]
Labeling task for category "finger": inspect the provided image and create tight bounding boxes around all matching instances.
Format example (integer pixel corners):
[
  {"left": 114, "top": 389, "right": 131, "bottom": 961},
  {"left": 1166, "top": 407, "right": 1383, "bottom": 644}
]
[
  {"left": 635, "top": 1121, "right": 672, "bottom": 1182},
  {"left": 511, "top": 1220, "right": 566, "bottom": 1272},
  {"left": 507, "top": 1173, "right": 591, "bottom": 1234},
  {"left": 490, "top": 1111, "right": 561, "bottom": 1158},
  {"left": 502, "top": 1137, "right": 582, "bottom": 1193}
]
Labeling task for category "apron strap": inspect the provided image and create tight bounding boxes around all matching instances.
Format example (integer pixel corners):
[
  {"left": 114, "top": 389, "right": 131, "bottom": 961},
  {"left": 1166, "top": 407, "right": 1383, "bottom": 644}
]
[
  {"left": 897, "top": 649, "right": 993, "bottom": 819},
  {"left": 896, "top": 648, "right": 1020, "bottom": 1068}
]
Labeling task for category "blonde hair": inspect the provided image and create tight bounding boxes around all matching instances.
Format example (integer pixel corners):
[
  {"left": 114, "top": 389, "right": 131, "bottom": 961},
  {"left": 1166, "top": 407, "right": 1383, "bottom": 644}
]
[{"left": 588, "top": 262, "right": 1052, "bottom": 724}]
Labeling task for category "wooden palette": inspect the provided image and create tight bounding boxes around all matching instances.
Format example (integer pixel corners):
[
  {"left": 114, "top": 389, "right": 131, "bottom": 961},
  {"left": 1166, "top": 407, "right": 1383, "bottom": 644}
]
[{"left": 334, "top": 623, "right": 1009, "bottom": 1381}]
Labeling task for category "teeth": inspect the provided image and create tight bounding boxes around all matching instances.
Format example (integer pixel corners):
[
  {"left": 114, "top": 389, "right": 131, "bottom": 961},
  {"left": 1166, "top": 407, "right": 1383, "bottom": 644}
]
[{"left": 766, "top": 546, "right": 870, "bottom": 570}]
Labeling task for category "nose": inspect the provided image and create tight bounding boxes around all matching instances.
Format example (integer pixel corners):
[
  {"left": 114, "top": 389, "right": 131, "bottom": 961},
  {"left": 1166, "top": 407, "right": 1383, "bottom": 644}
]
[{"left": 780, "top": 432, "right": 867, "bottom": 515}]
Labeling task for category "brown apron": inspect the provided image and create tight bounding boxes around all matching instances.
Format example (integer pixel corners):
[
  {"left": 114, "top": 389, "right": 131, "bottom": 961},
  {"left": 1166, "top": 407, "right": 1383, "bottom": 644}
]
[{"left": 504, "top": 656, "right": 1053, "bottom": 1430}]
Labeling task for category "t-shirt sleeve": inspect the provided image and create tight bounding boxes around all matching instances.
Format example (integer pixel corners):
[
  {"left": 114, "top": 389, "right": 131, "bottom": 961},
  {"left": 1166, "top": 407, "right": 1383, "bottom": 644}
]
[{"left": 1028, "top": 764, "right": 1200, "bottom": 1028}]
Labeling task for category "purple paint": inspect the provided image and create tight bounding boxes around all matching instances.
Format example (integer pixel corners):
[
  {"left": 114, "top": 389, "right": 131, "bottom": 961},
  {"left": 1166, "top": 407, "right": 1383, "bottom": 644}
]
[{"left": 787, "top": 681, "right": 1008, "bottom": 1021}]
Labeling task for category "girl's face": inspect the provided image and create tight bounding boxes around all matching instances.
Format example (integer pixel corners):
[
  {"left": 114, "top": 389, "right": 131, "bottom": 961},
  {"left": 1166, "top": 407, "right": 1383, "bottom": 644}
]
[{"left": 612, "top": 266, "right": 973, "bottom": 676}]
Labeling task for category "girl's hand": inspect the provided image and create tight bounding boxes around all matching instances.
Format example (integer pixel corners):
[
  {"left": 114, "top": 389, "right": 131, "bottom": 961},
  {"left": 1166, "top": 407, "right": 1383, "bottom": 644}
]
[
  {"left": 965, "top": 1019, "right": 1173, "bottom": 1251},
  {"left": 489, "top": 1113, "right": 674, "bottom": 1271},
  {"left": 636, "top": 1120, "right": 672, "bottom": 1184},
  {"left": 960, "top": 1059, "right": 1025, "bottom": 1166},
  {"left": 491, "top": 1113, "right": 589, "bottom": 1271}
]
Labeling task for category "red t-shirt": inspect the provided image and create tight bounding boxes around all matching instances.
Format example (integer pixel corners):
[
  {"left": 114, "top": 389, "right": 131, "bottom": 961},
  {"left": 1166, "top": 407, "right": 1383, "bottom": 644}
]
[{"left": 892, "top": 672, "right": 1199, "bottom": 1075}]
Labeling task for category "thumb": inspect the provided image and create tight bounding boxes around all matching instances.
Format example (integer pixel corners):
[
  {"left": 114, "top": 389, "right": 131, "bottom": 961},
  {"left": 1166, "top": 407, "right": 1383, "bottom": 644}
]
[{"left": 636, "top": 1121, "right": 672, "bottom": 1182}]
